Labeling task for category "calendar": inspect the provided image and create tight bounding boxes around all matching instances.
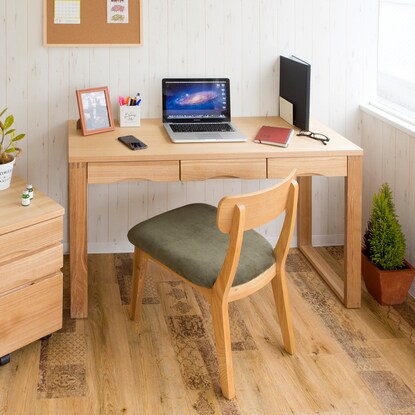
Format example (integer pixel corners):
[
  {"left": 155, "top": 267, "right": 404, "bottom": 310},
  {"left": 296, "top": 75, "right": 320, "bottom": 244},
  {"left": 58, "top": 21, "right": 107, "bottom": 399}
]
[{"left": 54, "top": 0, "right": 81, "bottom": 24}]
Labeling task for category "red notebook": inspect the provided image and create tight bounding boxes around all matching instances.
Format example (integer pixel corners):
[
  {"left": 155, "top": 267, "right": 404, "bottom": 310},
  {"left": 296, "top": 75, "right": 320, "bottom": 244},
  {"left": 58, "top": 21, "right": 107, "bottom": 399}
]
[{"left": 254, "top": 125, "right": 295, "bottom": 148}]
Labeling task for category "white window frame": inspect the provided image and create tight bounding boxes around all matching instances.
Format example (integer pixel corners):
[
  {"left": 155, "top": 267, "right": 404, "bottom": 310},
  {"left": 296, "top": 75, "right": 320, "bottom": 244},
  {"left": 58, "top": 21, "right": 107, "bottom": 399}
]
[{"left": 370, "top": 0, "right": 415, "bottom": 128}]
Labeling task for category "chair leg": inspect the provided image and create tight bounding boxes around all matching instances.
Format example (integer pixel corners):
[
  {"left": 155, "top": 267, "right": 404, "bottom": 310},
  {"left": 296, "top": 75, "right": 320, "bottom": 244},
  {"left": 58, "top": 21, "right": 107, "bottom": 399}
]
[
  {"left": 130, "top": 247, "right": 148, "bottom": 321},
  {"left": 211, "top": 295, "right": 235, "bottom": 399},
  {"left": 271, "top": 266, "right": 296, "bottom": 354}
]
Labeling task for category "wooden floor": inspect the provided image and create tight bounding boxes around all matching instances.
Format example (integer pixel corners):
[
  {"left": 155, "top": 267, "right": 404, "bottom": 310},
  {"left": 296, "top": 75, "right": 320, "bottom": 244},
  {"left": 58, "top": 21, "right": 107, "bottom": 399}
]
[{"left": 1, "top": 248, "right": 415, "bottom": 415}]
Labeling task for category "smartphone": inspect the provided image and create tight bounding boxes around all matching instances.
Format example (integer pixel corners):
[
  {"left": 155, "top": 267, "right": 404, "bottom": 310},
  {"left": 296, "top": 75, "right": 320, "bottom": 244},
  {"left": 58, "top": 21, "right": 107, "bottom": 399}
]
[{"left": 118, "top": 135, "right": 148, "bottom": 150}]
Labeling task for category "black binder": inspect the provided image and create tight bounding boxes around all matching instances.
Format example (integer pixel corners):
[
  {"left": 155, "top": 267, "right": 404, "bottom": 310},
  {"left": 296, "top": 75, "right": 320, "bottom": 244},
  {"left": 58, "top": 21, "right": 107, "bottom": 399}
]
[{"left": 279, "top": 55, "right": 311, "bottom": 131}]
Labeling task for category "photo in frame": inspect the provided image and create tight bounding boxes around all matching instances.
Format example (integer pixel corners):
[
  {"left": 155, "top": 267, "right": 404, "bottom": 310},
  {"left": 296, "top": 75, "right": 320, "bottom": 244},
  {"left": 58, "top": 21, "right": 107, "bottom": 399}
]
[{"left": 76, "top": 87, "right": 114, "bottom": 136}]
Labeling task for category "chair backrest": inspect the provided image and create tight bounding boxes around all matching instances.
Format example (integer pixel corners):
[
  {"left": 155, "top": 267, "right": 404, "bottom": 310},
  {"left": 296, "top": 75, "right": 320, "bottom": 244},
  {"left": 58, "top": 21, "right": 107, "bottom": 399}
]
[
  {"left": 213, "top": 169, "right": 298, "bottom": 296},
  {"left": 216, "top": 169, "right": 298, "bottom": 234}
]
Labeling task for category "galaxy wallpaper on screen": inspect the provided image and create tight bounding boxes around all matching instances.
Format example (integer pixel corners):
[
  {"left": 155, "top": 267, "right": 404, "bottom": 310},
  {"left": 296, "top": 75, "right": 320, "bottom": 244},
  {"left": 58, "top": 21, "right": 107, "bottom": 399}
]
[{"left": 164, "top": 81, "right": 228, "bottom": 120}]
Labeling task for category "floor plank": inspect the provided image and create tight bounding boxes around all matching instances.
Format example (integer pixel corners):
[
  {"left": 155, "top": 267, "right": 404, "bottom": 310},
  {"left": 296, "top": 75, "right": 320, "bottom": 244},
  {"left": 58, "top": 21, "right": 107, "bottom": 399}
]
[{"left": 1, "top": 248, "right": 415, "bottom": 414}]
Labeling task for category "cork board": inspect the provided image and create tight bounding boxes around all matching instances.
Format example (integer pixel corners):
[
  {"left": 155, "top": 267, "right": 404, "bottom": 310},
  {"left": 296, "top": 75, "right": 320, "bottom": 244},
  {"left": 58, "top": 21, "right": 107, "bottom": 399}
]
[{"left": 44, "top": 0, "right": 142, "bottom": 46}]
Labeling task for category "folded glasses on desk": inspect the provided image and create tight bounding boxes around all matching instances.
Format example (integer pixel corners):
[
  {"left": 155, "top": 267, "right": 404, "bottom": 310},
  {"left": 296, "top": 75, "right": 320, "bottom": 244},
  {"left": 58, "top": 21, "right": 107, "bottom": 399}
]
[{"left": 297, "top": 130, "right": 330, "bottom": 145}]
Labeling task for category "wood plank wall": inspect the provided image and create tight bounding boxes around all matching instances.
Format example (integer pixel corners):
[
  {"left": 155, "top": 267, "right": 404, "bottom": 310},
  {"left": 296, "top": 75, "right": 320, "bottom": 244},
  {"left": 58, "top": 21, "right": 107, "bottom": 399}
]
[
  {"left": 0, "top": 0, "right": 377, "bottom": 253},
  {"left": 361, "top": 112, "right": 415, "bottom": 297}
]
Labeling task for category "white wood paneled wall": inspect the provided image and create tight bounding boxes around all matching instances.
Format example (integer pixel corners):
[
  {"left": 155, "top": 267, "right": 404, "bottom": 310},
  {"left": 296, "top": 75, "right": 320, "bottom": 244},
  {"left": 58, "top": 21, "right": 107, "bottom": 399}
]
[
  {"left": 361, "top": 112, "right": 415, "bottom": 297},
  {"left": 0, "top": 0, "right": 377, "bottom": 253}
]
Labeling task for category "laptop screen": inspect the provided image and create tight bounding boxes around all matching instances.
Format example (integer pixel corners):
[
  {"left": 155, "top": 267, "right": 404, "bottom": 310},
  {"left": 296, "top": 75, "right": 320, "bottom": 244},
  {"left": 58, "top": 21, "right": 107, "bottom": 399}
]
[{"left": 162, "top": 78, "right": 231, "bottom": 123}]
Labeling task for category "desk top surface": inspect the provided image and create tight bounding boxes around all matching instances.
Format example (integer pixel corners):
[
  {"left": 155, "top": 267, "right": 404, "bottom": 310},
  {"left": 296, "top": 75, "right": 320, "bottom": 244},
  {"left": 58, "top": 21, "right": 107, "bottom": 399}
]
[{"left": 68, "top": 116, "right": 363, "bottom": 163}]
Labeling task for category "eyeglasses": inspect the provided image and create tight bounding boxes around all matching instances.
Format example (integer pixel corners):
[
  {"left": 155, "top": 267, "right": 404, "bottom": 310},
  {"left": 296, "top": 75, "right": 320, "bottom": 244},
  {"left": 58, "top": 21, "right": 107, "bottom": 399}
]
[{"left": 297, "top": 130, "right": 330, "bottom": 145}]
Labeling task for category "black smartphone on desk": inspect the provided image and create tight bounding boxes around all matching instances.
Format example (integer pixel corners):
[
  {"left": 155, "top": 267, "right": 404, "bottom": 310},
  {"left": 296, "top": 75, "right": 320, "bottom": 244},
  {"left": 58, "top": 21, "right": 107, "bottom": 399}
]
[{"left": 118, "top": 135, "right": 148, "bottom": 150}]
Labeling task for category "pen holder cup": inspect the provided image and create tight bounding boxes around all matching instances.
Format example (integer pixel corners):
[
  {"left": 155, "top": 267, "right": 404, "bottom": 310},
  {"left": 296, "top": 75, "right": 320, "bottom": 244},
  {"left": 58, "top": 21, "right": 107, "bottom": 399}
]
[{"left": 119, "top": 106, "right": 141, "bottom": 127}]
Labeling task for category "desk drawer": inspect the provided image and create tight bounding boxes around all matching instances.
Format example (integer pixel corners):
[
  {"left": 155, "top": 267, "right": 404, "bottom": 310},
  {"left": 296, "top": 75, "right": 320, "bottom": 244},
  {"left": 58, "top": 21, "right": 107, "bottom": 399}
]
[
  {"left": 0, "top": 217, "right": 63, "bottom": 262},
  {"left": 267, "top": 157, "right": 348, "bottom": 178},
  {"left": 88, "top": 161, "right": 180, "bottom": 183},
  {"left": 0, "top": 272, "right": 62, "bottom": 357},
  {"left": 0, "top": 243, "right": 63, "bottom": 294},
  {"left": 181, "top": 159, "right": 266, "bottom": 181}
]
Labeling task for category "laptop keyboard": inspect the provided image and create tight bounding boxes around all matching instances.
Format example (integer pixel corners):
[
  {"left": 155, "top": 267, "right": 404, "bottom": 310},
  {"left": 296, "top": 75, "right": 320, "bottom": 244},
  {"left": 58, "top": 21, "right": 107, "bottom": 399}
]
[{"left": 170, "top": 123, "right": 234, "bottom": 133}]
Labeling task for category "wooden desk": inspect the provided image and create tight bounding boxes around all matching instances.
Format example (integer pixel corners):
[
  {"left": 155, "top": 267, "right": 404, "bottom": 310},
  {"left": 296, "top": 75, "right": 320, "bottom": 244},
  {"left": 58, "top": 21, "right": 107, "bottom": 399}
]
[{"left": 68, "top": 117, "right": 363, "bottom": 318}]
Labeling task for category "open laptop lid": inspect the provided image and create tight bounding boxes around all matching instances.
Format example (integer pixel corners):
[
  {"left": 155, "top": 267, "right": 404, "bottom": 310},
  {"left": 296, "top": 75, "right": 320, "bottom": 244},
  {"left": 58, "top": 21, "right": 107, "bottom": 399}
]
[{"left": 162, "top": 78, "right": 231, "bottom": 123}]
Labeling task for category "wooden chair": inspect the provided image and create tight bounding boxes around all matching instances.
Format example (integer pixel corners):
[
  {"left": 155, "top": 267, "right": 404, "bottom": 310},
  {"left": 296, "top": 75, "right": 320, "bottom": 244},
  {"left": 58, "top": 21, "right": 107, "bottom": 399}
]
[{"left": 128, "top": 170, "right": 298, "bottom": 399}]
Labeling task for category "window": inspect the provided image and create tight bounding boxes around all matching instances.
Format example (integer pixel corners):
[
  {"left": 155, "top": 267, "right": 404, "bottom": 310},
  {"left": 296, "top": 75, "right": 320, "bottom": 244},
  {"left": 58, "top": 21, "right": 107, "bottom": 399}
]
[{"left": 376, "top": 0, "right": 415, "bottom": 124}]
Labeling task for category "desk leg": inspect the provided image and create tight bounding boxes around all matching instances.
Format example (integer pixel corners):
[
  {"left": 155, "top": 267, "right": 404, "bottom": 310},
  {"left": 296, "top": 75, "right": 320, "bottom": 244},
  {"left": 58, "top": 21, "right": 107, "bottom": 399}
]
[
  {"left": 297, "top": 176, "right": 312, "bottom": 247},
  {"left": 69, "top": 162, "right": 88, "bottom": 318},
  {"left": 297, "top": 172, "right": 361, "bottom": 308},
  {"left": 344, "top": 156, "right": 362, "bottom": 308}
]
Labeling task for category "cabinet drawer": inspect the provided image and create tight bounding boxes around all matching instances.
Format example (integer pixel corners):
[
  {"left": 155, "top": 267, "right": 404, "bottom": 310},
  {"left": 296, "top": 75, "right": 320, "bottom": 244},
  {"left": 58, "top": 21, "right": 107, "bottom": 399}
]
[
  {"left": 267, "top": 157, "right": 347, "bottom": 178},
  {"left": 0, "top": 243, "right": 63, "bottom": 293},
  {"left": 181, "top": 159, "right": 266, "bottom": 181},
  {"left": 0, "top": 272, "right": 62, "bottom": 357},
  {"left": 0, "top": 217, "right": 63, "bottom": 262},
  {"left": 88, "top": 161, "right": 180, "bottom": 183}
]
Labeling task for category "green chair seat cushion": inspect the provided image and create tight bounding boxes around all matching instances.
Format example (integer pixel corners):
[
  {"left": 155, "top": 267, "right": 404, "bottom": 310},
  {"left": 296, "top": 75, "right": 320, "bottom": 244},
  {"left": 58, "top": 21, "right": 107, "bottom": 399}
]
[{"left": 127, "top": 203, "right": 275, "bottom": 288}]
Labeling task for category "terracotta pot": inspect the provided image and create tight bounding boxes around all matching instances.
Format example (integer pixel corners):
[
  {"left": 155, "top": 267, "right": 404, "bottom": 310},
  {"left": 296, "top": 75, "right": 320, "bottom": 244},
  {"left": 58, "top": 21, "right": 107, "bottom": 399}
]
[{"left": 361, "top": 252, "right": 415, "bottom": 305}]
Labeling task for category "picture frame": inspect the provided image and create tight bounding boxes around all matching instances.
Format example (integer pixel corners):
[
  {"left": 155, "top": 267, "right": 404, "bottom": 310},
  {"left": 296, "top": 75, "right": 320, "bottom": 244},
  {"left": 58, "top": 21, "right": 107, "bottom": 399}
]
[{"left": 76, "top": 87, "right": 115, "bottom": 136}]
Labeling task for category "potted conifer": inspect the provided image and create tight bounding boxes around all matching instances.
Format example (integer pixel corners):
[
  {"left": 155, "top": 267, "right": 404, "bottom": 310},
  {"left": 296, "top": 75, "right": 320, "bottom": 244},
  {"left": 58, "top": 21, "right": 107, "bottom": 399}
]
[
  {"left": 362, "top": 183, "right": 415, "bottom": 305},
  {"left": 0, "top": 108, "right": 25, "bottom": 190}
]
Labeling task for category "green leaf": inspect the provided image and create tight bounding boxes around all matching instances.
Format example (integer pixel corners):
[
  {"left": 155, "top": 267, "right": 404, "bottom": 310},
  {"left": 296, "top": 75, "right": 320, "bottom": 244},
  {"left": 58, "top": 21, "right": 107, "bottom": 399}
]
[
  {"left": 3, "top": 115, "right": 14, "bottom": 130},
  {"left": 366, "top": 183, "right": 406, "bottom": 270},
  {"left": 5, "top": 129, "right": 15, "bottom": 135},
  {"left": 0, "top": 121, "right": 4, "bottom": 131},
  {"left": 5, "top": 148, "right": 15, "bottom": 153},
  {"left": 12, "top": 133, "right": 25, "bottom": 142},
  {"left": 0, "top": 108, "right": 7, "bottom": 118}
]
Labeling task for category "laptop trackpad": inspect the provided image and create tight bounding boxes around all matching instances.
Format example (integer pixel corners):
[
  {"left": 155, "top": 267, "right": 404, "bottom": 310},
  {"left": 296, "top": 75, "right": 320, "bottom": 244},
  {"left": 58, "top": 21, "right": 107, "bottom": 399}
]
[{"left": 196, "top": 132, "right": 222, "bottom": 140}]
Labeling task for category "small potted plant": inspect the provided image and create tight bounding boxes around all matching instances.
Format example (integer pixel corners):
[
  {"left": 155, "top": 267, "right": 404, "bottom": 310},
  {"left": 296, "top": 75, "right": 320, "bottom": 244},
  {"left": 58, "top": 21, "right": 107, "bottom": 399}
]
[
  {"left": 362, "top": 183, "right": 415, "bottom": 305},
  {"left": 0, "top": 108, "right": 25, "bottom": 190}
]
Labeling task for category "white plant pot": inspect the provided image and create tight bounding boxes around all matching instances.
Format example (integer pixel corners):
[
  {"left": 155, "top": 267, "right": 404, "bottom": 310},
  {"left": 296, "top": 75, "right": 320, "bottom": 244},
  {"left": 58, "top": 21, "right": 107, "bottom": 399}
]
[{"left": 0, "top": 157, "right": 15, "bottom": 191}]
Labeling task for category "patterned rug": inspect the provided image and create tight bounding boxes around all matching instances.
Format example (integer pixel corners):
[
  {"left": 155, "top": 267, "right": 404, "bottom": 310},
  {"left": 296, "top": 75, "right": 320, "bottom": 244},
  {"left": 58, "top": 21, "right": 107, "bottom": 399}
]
[
  {"left": 37, "top": 259, "right": 86, "bottom": 399},
  {"left": 35, "top": 248, "right": 415, "bottom": 414}
]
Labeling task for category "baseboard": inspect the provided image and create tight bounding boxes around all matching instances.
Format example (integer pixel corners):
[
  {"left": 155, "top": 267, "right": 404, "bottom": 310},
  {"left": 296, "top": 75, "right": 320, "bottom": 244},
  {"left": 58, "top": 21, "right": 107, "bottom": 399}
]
[{"left": 63, "top": 241, "right": 134, "bottom": 254}]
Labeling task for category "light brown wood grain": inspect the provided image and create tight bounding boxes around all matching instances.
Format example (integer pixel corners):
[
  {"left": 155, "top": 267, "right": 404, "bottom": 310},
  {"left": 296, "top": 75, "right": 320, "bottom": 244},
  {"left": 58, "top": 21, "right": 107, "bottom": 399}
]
[
  {"left": 297, "top": 176, "right": 312, "bottom": 247},
  {"left": 299, "top": 245, "right": 345, "bottom": 299},
  {"left": 0, "top": 273, "right": 62, "bottom": 357},
  {"left": 0, "top": 177, "right": 64, "bottom": 360},
  {"left": 0, "top": 243, "right": 63, "bottom": 293},
  {"left": 0, "top": 176, "right": 64, "bottom": 235},
  {"left": 0, "top": 217, "right": 62, "bottom": 262},
  {"left": 69, "top": 162, "right": 88, "bottom": 318},
  {"left": 68, "top": 116, "right": 363, "bottom": 318},
  {"left": 88, "top": 161, "right": 179, "bottom": 184},
  {"left": 68, "top": 117, "right": 363, "bottom": 164},
  {"left": 344, "top": 155, "right": 362, "bottom": 308},
  {"left": 129, "top": 248, "right": 148, "bottom": 321},
  {"left": 1, "top": 341, "right": 41, "bottom": 415},
  {"left": 180, "top": 159, "right": 266, "bottom": 181},
  {"left": 268, "top": 156, "right": 347, "bottom": 178},
  {"left": 1, "top": 252, "right": 415, "bottom": 414},
  {"left": 129, "top": 171, "right": 299, "bottom": 399},
  {"left": 85, "top": 255, "right": 142, "bottom": 414}
]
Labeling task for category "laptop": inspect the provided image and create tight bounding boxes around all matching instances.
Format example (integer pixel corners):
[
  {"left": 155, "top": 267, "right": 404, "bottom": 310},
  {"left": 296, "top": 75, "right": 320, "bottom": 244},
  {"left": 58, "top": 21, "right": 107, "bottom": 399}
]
[{"left": 162, "top": 78, "right": 246, "bottom": 143}]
